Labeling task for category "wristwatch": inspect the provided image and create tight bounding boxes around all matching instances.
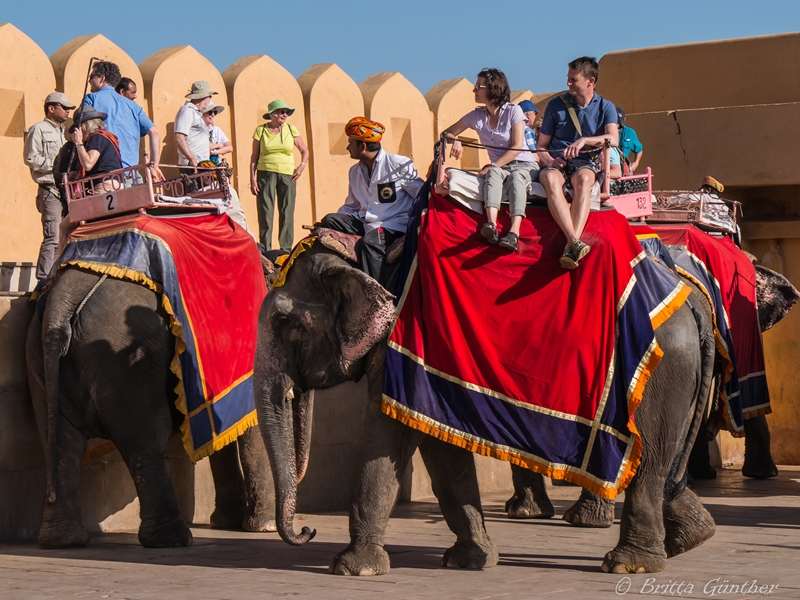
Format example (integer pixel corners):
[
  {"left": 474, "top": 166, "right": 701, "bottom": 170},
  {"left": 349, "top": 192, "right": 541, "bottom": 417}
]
[{"left": 491, "top": 162, "right": 497, "bottom": 168}]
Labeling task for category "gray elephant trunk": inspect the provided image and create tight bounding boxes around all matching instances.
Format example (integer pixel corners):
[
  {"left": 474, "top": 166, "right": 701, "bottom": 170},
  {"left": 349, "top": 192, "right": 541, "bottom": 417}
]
[{"left": 259, "top": 376, "right": 316, "bottom": 545}]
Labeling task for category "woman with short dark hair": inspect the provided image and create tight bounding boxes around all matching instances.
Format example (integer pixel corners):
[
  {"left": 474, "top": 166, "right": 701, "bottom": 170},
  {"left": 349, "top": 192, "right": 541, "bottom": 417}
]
[{"left": 441, "top": 68, "right": 538, "bottom": 251}]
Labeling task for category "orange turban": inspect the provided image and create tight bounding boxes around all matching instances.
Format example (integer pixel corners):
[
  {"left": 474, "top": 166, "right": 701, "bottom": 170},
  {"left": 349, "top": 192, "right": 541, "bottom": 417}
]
[
  {"left": 701, "top": 176, "right": 724, "bottom": 194},
  {"left": 345, "top": 117, "right": 385, "bottom": 143}
]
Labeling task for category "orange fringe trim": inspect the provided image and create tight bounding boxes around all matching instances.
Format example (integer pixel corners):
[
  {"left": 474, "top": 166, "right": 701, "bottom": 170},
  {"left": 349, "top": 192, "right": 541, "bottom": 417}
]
[{"left": 382, "top": 341, "right": 663, "bottom": 501}]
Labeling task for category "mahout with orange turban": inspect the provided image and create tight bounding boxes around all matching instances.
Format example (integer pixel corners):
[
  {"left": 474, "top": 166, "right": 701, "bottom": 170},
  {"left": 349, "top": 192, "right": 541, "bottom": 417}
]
[{"left": 345, "top": 116, "right": 385, "bottom": 143}]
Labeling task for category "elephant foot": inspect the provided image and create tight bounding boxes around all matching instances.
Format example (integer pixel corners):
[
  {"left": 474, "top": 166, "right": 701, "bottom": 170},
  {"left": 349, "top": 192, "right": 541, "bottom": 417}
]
[
  {"left": 505, "top": 488, "right": 554, "bottom": 519},
  {"left": 601, "top": 545, "right": 666, "bottom": 574},
  {"left": 243, "top": 514, "right": 276, "bottom": 533},
  {"left": 742, "top": 457, "right": 778, "bottom": 479},
  {"left": 563, "top": 490, "right": 614, "bottom": 528},
  {"left": 441, "top": 539, "right": 499, "bottom": 569},
  {"left": 38, "top": 519, "right": 90, "bottom": 549},
  {"left": 742, "top": 415, "right": 778, "bottom": 479},
  {"left": 663, "top": 488, "right": 716, "bottom": 558},
  {"left": 210, "top": 506, "right": 246, "bottom": 530},
  {"left": 329, "top": 543, "right": 390, "bottom": 576},
  {"left": 138, "top": 516, "right": 193, "bottom": 548}
]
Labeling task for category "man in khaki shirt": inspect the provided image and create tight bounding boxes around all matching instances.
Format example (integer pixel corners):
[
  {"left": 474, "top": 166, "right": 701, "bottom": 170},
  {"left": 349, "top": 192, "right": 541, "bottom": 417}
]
[{"left": 23, "top": 92, "right": 75, "bottom": 280}]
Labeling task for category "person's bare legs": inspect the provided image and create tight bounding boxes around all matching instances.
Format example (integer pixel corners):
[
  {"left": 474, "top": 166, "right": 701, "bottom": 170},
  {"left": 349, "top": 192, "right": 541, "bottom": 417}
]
[
  {"left": 508, "top": 215, "right": 523, "bottom": 235},
  {"left": 569, "top": 168, "right": 596, "bottom": 242},
  {"left": 541, "top": 168, "right": 577, "bottom": 251},
  {"left": 485, "top": 206, "right": 499, "bottom": 225}
]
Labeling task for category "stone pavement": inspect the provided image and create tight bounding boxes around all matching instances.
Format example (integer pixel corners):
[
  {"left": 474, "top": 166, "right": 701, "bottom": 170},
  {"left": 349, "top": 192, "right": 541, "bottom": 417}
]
[{"left": 1, "top": 467, "right": 798, "bottom": 600}]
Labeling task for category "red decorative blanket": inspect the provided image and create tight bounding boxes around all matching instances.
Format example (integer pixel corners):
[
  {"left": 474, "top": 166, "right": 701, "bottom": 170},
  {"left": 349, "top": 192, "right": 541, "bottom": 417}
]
[
  {"left": 59, "top": 213, "right": 266, "bottom": 459},
  {"left": 383, "top": 192, "right": 690, "bottom": 498}
]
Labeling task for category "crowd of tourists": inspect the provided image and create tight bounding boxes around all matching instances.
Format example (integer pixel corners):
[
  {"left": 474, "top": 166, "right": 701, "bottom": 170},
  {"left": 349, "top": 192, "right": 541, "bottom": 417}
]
[{"left": 24, "top": 55, "right": 655, "bottom": 285}]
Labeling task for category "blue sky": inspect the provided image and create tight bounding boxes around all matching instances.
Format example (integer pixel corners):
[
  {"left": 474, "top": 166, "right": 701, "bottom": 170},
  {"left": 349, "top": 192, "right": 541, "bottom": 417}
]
[{"left": 4, "top": 0, "right": 799, "bottom": 95}]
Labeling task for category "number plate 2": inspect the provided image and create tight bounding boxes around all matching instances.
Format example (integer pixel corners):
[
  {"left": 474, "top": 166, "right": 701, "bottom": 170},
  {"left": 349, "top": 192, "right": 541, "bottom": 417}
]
[{"left": 105, "top": 192, "right": 117, "bottom": 213}]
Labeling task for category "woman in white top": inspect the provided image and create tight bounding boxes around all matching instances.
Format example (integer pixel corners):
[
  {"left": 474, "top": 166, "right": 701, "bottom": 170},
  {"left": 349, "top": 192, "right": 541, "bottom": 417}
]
[
  {"left": 202, "top": 103, "right": 233, "bottom": 165},
  {"left": 442, "top": 69, "right": 539, "bottom": 251}
]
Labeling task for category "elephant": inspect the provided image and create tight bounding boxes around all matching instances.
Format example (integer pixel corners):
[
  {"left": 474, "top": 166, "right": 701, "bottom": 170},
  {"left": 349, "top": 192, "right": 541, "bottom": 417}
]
[
  {"left": 504, "top": 263, "right": 800, "bottom": 527},
  {"left": 26, "top": 266, "right": 275, "bottom": 549},
  {"left": 254, "top": 243, "right": 718, "bottom": 575}
]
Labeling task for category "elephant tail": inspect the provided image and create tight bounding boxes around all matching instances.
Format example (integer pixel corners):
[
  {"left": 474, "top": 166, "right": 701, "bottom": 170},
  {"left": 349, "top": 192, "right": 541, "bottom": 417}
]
[{"left": 664, "top": 292, "right": 716, "bottom": 502}]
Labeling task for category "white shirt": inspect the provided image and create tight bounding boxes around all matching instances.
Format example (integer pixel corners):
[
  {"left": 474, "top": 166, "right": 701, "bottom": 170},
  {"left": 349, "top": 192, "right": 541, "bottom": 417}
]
[
  {"left": 174, "top": 102, "right": 209, "bottom": 165},
  {"left": 339, "top": 150, "right": 424, "bottom": 233},
  {"left": 208, "top": 124, "right": 229, "bottom": 145}
]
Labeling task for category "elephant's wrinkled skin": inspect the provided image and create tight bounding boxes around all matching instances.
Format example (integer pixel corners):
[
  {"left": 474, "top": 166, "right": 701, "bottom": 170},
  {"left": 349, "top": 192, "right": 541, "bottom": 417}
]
[
  {"left": 27, "top": 267, "right": 275, "bottom": 549},
  {"left": 255, "top": 245, "right": 717, "bottom": 574}
]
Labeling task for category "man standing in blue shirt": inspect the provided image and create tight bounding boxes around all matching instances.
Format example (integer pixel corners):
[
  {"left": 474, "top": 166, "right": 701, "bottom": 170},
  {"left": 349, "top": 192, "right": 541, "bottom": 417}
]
[
  {"left": 617, "top": 107, "right": 643, "bottom": 173},
  {"left": 83, "top": 61, "right": 163, "bottom": 179},
  {"left": 538, "top": 56, "right": 618, "bottom": 269}
]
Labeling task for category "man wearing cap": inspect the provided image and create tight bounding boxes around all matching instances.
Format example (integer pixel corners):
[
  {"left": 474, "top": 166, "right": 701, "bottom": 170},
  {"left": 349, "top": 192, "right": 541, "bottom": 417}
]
[
  {"left": 23, "top": 92, "right": 75, "bottom": 281},
  {"left": 175, "top": 81, "right": 218, "bottom": 171},
  {"left": 318, "top": 117, "right": 424, "bottom": 289},
  {"left": 519, "top": 99, "right": 540, "bottom": 152},
  {"left": 83, "top": 61, "right": 162, "bottom": 178},
  {"left": 617, "top": 107, "right": 643, "bottom": 173}
]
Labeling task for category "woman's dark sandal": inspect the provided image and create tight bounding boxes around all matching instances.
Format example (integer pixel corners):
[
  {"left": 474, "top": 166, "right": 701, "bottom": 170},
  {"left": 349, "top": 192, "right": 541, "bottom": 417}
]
[
  {"left": 480, "top": 222, "right": 499, "bottom": 244},
  {"left": 560, "top": 252, "right": 579, "bottom": 269},
  {"left": 498, "top": 232, "right": 519, "bottom": 251}
]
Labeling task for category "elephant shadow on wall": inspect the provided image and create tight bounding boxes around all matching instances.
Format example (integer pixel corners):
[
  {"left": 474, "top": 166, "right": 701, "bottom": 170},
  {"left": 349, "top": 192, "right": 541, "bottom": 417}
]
[{"left": 61, "top": 305, "right": 201, "bottom": 534}]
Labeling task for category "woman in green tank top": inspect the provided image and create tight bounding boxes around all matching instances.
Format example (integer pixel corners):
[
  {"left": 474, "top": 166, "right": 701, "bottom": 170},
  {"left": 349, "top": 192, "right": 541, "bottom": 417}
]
[{"left": 249, "top": 99, "right": 309, "bottom": 251}]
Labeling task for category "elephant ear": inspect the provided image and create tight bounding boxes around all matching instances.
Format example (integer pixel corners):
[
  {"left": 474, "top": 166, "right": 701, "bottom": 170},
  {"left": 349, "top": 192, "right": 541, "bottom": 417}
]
[
  {"left": 321, "top": 263, "right": 396, "bottom": 369},
  {"left": 755, "top": 265, "right": 800, "bottom": 331}
]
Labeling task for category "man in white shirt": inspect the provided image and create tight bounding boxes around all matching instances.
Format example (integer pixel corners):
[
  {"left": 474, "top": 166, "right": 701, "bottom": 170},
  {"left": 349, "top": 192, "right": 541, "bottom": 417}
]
[
  {"left": 174, "top": 80, "right": 216, "bottom": 168},
  {"left": 319, "top": 117, "right": 424, "bottom": 288}
]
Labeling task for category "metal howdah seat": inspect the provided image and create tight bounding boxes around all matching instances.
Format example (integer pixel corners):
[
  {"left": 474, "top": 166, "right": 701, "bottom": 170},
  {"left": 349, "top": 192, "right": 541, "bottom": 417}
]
[{"left": 65, "top": 162, "right": 232, "bottom": 225}]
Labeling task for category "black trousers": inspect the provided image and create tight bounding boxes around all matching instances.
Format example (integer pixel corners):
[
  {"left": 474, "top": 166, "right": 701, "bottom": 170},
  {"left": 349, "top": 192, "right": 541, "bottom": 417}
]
[{"left": 319, "top": 213, "right": 404, "bottom": 290}]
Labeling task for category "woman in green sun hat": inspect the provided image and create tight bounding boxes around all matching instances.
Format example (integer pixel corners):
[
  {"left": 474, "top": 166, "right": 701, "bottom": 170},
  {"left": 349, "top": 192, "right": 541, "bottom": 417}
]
[{"left": 249, "top": 99, "right": 309, "bottom": 251}]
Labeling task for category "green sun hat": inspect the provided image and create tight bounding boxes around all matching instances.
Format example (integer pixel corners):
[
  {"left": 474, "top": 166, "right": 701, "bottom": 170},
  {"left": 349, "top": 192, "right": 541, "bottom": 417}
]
[{"left": 263, "top": 99, "right": 295, "bottom": 119}]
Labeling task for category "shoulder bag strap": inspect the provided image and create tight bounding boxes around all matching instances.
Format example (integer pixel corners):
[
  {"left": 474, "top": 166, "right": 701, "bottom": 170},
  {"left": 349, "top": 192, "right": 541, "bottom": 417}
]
[
  {"left": 562, "top": 94, "right": 602, "bottom": 160},
  {"left": 562, "top": 94, "right": 582, "bottom": 137}
]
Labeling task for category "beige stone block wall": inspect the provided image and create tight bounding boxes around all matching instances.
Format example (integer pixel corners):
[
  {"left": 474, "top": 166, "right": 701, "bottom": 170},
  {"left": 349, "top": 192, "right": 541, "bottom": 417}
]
[
  {"left": 0, "top": 24, "right": 56, "bottom": 263},
  {"left": 50, "top": 34, "right": 148, "bottom": 117},
  {"left": 425, "top": 78, "right": 488, "bottom": 171},
  {"left": 598, "top": 32, "right": 800, "bottom": 113},
  {"left": 223, "top": 55, "right": 312, "bottom": 243},
  {"left": 623, "top": 103, "right": 800, "bottom": 191},
  {"left": 743, "top": 235, "right": 800, "bottom": 465},
  {"left": 139, "top": 46, "right": 230, "bottom": 168},
  {"left": 360, "top": 72, "right": 433, "bottom": 177},
  {"left": 298, "top": 63, "right": 364, "bottom": 221}
]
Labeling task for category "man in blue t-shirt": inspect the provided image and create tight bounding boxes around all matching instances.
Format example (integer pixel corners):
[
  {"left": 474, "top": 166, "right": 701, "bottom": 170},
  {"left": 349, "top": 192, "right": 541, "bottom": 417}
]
[
  {"left": 617, "top": 107, "right": 643, "bottom": 173},
  {"left": 538, "top": 56, "right": 618, "bottom": 269},
  {"left": 83, "top": 61, "right": 163, "bottom": 179}
]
